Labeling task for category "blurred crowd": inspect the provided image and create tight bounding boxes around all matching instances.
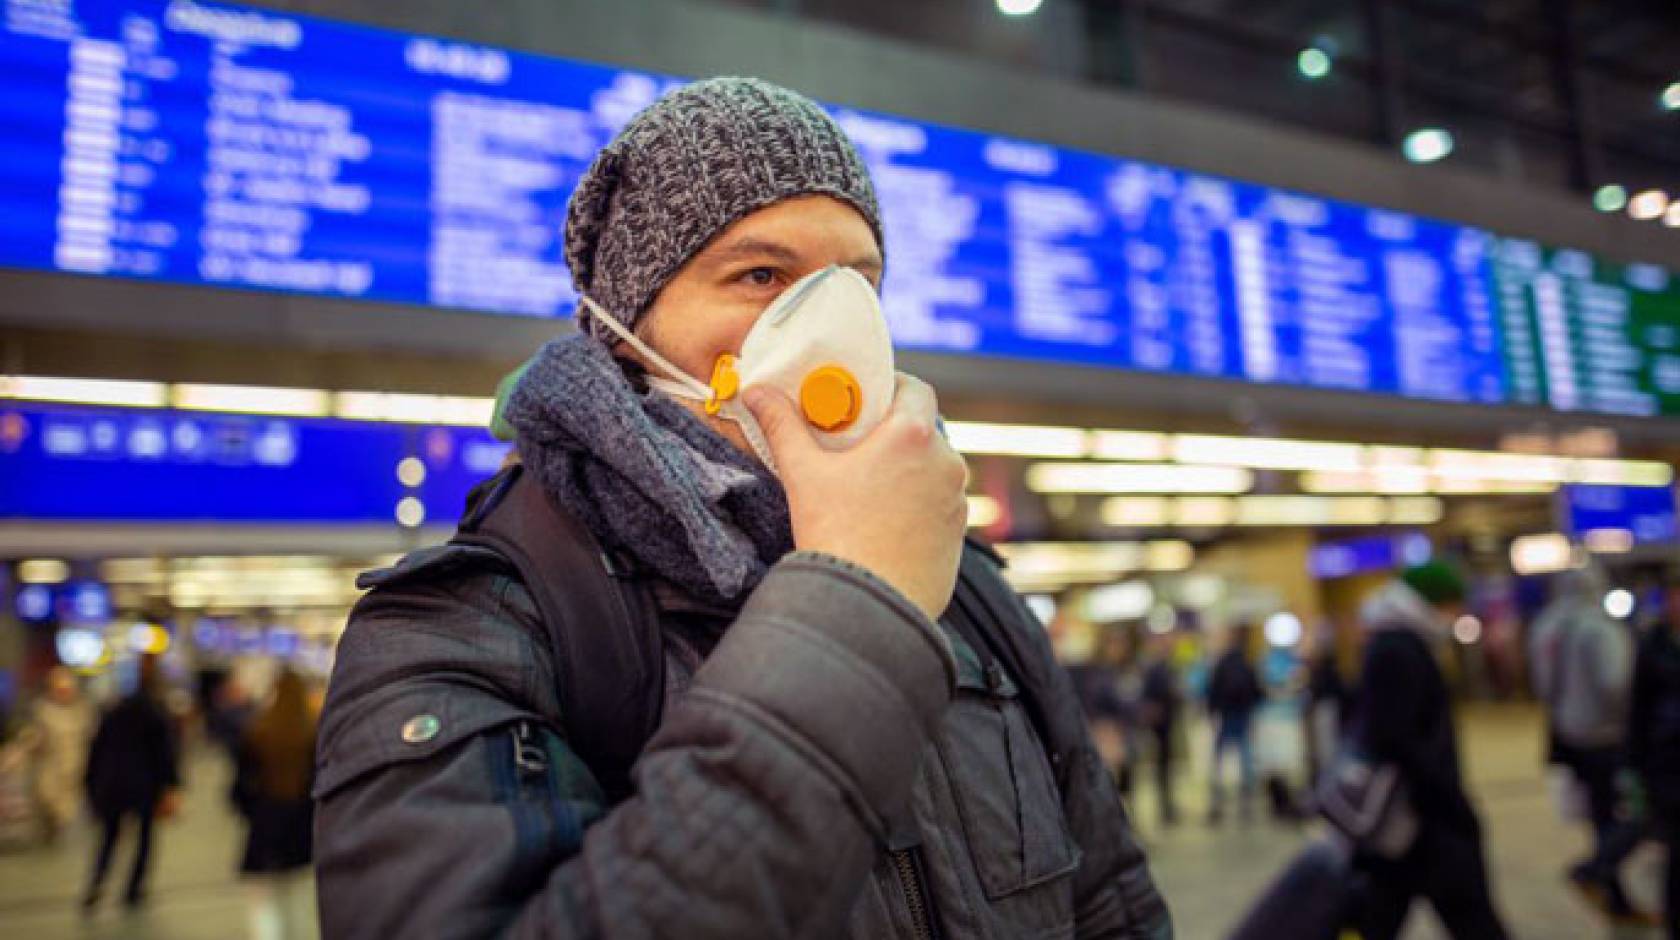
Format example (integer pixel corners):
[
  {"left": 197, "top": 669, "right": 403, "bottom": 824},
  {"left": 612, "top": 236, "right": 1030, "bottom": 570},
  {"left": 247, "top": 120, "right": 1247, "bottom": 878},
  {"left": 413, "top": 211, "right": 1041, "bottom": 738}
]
[{"left": 0, "top": 654, "right": 321, "bottom": 940}]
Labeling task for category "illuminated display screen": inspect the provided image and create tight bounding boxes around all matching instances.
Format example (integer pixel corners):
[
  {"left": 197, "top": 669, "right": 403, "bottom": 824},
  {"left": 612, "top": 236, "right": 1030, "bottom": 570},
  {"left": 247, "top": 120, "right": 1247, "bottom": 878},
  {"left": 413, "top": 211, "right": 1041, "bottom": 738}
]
[{"left": 0, "top": 0, "right": 1554, "bottom": 408}]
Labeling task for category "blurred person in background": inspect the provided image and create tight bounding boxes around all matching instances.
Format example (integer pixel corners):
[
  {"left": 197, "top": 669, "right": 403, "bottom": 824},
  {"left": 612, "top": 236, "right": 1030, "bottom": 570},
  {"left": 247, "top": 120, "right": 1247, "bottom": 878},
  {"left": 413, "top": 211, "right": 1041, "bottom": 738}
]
[
  {"left": 312, "top": 77, "right": 1170, "bottom": 939},
  {"left": 1347, "top": 563, "right": 1510, "bottom": 940},
  {"left": 24, "top": 666, "right": 93, "bottom": 843},
  {"left": 1138, "top": 629, "right": 1182, "bottom": 826},
  {"left": 1529, "top": 565, "right": 1644, "bottom": 921},
  {"left": 1205, "top": 622, "right": 1262, "bottom": 823},
  {"left": 234, "top": 668, "right": 318, "bottom": 940},
  {"left": 1628, "top": 574, "right": 1680, "bottom": 939},
  {"left": 81, "top": 653, "right": 180, "bottom": 913},
  {"left": 1070, "top": 628, "right": 1136, "bottom": 795},
  {"left": 1304, "top": 623, "right": 1350, "bottom": 784}
]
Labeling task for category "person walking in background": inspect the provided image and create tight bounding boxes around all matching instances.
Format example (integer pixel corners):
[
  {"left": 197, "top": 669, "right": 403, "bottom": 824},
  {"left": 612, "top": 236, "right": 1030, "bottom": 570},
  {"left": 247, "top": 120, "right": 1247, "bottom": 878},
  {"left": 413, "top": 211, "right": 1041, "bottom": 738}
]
[
  {"left": 24, "top": 666, "right": 92, "bottom": 844},
  {"left": 1530, "top": 566, "right": 1644, "bottom": 921},
  {"left": 233, "top": 669, "right": 318, "bottom": 940},
  {"left": 1206, "top": 622, "right": 1263, "bottom": 823},
  {"left": 1629, "top": 575, "right": 1680, "bottom": 939},
  {"left": 81, "top": 653, "right": 180, "bottom": 913},
  {"left": 1070, "top": 629, "right": 1136, "bottom": 796},
  {"left": 1348, "top": 563, "right": 1511, "bottom": 940},
  {"left": 1139, "top": 630, "right": 1182, "bottom": 825}
]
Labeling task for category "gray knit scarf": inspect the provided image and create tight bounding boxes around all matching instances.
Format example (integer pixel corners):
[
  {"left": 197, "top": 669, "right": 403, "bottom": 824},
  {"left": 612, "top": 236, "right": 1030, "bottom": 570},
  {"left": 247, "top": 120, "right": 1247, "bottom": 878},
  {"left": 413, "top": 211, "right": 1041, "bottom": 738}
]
[{"left": 502, "top": 333, "right": 794, "bottom": 606}]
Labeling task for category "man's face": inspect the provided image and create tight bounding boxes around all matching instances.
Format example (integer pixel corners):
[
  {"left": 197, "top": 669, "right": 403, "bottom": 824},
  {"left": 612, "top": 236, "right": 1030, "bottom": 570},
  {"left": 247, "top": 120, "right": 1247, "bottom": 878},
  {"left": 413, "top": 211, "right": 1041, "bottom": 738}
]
[{"left": 626, "top": 194, "right": 883, "bottom": 456}]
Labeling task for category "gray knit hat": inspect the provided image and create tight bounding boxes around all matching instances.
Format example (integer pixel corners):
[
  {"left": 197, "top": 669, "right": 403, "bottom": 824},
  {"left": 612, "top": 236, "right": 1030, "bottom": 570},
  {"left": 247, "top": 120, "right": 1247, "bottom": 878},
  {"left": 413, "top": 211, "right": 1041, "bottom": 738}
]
[{"left": 565, "top": 76, "right": 882, "bottom": 341}]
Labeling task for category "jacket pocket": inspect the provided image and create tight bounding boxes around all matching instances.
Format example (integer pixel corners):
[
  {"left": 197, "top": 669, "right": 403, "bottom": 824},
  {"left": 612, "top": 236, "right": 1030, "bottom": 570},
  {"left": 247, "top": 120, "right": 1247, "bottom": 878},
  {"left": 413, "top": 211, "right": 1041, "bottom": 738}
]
[{"left": 936, "top": 665, "right": 1079, "bottom": 900}]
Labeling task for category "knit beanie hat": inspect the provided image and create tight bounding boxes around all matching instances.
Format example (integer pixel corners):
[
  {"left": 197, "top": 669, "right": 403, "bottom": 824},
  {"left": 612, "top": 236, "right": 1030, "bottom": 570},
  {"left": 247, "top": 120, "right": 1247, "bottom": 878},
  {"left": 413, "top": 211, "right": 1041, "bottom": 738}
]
[
  {"left": 1400, "top": 562, "right": 1468, "bottom": 607},
  {"left": 564, "top": 76, "right": 883, "bottom": 341}
]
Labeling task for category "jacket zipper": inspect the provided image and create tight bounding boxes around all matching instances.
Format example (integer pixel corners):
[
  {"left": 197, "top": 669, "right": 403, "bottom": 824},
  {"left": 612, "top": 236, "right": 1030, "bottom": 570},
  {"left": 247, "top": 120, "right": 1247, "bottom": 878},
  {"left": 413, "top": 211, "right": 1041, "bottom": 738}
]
[{"left": 891, "top": 847, "right": 939, "bottom": 940}]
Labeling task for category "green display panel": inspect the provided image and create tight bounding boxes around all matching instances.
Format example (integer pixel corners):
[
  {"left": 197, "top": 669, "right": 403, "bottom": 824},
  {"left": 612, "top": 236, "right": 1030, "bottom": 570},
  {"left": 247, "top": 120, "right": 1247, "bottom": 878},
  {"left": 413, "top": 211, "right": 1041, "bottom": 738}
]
[{"left": 1494, "top": 240, "right": 1680, "bottom": 417}]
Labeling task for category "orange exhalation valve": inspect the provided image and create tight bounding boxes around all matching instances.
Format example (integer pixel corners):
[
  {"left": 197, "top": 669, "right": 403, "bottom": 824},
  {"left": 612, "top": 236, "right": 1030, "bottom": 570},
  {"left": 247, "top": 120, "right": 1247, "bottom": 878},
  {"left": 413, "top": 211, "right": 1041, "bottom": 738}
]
[
  {"left": 706, "top": 354, "right": 740, "bottom": 415},
  {"left": 799, "top": 365, "right": 863, "bottom": 432}
]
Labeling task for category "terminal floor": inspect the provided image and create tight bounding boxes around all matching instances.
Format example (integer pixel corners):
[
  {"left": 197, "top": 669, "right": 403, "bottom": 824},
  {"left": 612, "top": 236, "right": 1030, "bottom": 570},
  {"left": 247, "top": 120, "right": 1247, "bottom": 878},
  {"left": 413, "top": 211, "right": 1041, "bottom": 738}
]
[{"left": 0, "top": 703, "right": 1667, "bottom": 939}]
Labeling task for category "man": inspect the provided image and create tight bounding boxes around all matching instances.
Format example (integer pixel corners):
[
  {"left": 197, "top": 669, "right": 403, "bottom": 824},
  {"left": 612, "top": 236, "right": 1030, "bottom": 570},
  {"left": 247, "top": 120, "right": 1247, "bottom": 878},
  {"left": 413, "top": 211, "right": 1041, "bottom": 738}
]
[
  {"left": 1347, "top": 563, "right": 1510, "bottom": 940},
  {"left": 1205, "top": 623, "right": 1261, "bottom": 823},
  {"left": 82, "top": 654, "right": 179, "bottom": 912},
  {"left": 313, "top": 77, "right": 1170, "bottom": 939},
  {"left": 1529, "top": 566, "right": 1640, "bottom": 918},
  {"left": 1629, "top": 575, "right": 1680, "bottom": 939}
]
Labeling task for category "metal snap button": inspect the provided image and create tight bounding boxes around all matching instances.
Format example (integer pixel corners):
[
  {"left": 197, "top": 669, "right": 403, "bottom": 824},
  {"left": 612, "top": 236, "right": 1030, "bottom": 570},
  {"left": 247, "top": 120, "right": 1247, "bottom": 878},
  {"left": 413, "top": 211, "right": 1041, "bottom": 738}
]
[{"left": 401, "top": 714, "right": 441, "bottom": 744}]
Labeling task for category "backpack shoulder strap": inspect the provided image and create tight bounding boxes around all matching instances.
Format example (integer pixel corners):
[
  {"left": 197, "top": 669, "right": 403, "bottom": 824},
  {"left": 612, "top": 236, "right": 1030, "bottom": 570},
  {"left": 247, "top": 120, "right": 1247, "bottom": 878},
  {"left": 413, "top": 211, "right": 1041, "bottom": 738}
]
[{"left": 452, "top": 464, "right": 664, "bottom": 803}]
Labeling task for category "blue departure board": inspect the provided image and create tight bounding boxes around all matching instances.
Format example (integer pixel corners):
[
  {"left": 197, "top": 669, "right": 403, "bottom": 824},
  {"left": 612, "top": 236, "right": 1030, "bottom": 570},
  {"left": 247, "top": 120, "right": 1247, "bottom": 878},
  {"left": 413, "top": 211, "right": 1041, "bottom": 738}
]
[
  {"left": 0, "top": 402, "right": 510, "bottom": 522},
  {"left": 0, "top": 0, "right": 1519, "bottom": 404}
]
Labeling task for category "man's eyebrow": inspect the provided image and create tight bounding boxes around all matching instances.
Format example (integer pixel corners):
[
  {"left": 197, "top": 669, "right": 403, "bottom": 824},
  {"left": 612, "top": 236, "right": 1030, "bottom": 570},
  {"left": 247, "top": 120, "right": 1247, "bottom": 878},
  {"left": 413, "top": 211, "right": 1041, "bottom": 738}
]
[{"left": 701, "top": 237, "right": 804, "bottom": 266}]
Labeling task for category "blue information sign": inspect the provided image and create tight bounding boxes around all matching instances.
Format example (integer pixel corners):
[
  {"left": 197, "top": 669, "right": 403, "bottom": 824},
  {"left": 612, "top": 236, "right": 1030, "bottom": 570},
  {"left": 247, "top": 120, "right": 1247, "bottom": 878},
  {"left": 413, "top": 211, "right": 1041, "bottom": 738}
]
[
  {"left": 0, "top": 402, "right": 510, "bottom": 523},
  {"left": 0, "top": 0, "right": 1520, "bottom": 404}
]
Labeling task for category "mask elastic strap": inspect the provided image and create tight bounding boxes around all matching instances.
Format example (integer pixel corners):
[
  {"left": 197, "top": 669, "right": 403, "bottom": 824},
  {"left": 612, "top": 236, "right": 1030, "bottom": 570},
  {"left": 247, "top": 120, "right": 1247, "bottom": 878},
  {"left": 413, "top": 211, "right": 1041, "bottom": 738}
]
[{"left": 580, "top": 295, "right": 713, "bottom": 404}]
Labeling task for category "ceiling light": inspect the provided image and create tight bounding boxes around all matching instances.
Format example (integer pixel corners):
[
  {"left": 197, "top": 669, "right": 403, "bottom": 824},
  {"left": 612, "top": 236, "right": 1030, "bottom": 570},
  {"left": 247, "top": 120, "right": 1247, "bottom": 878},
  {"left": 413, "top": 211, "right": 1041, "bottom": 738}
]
[
  {"left": 1027, "top": 462, "right": 1252, "bottom": 494},
  {"left": 333, "top": 392, "right": 494, "bottom": 426},
  {"left": 1666, "top": 202, "right": 1680, "bottom": 228},
  {"left": 0, "top": 375, "right": 168, "bottom": 408},
  {"left": 996, "top": 0, "right": 1044, "bottom": 15},
  {"left": 1145, "top": 540, "right": 1195, "bottom": 571},
  {"left": 1297, "top": 47, "right": 1331, "bottom": 79},
  {"left": 1402, "top": 128, "right": 1454, "bottom": 164},
  {"left": 1102, "top": 497, "right": 1170, "bottom": 527},
  {"left": 1604, "top": 588, "right": 1635, "bottom": 619},
  {"left": 1510, "top": 533, "right": 1574, "bottom": 575},
  {"left": 967, "top": 494, "right": 1002, "bottom": 528},
  {"left": 1583, "top": 528, "right": 1634, "bottom": 554},
  {"left": 173, "top": 383, "right": 331, "bottom": 417},
  {"left": 18, "top": 559, "right": 71, "bottom": 584},
  {"left": 1089, "top": 429, "right": 1170, "bottom": 461},
  {"left": 1173, "top": 433, "right": 1365, "bottom": 470},
  {"left": 1174, "top": 497, "right": 1236, "bottom": 527},
  {"left": 1083, "top": 581, "right": 1155, "bottom": 622},
  {"left": 1594, "top": 184, "right": 1629, "bottom": 212},
  {"left": 1662, "top": 82, "right": 1680, "bottom": 112},
  {"left": 1629, "top": 189, "right": 1670, "bottom": 221},
  {"left": 944, "top": 420, "right": 1088, "bottom": 458},
  {"left": 1386, "top": 496, "right": 1445, "bottom": 525}
]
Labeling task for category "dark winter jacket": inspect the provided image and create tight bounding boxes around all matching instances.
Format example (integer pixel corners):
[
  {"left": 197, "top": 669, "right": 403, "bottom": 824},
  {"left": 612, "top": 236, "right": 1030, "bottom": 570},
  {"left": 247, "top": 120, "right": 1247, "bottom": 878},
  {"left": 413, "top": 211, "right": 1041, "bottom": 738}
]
[
  {"left": 1351, "top": 582, "right": 1479, "bottom": 836},
  {"left": 1629, "top": 622, "right": 1680, "bottom": 804},
  {"left": 84, "top": 690, "right": 178, "bottom": 815},
  {"left": 313, "top": 540, "right": 1172, "bottom": 939}
]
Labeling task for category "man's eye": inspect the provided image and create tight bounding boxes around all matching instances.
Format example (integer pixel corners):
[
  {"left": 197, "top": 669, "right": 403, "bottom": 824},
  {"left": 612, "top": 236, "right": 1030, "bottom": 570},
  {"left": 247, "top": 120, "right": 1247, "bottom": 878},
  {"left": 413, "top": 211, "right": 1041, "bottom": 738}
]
[{"left": 740, "top": 267, "right": 776, "bottom": 287}]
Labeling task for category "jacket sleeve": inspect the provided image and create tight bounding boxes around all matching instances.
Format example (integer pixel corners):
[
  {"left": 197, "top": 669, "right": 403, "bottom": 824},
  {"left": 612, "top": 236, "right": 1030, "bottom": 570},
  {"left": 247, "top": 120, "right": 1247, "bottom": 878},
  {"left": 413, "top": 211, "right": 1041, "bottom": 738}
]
[{"left": 313, "top": 551, "right": 957, "bottom": 940}]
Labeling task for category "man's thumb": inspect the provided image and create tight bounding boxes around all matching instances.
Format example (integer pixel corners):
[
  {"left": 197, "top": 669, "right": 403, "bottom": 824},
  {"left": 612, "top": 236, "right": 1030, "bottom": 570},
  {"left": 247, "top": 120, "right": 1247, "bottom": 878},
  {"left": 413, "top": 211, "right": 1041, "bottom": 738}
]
[{"left": 742, "top": 385, "right": 816, "bottom": 461}]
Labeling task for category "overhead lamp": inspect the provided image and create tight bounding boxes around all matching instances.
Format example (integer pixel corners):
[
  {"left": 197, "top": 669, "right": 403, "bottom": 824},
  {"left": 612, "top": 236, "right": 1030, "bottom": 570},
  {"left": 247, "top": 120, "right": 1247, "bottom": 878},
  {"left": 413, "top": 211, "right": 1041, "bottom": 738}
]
[
  {"left": 944, "top": 420, "right": 1088, "bottom": 458},
  {"left": 1570, "top": 458, "right": 1673, "bottom": 487},
  {"left": 0, "top": 375, "right": 168, "bottom": 408},
  {"left": 334, "top": 391, "right": 494, "bottom": 426},
  {"left": 1297, "top": 47, "right": 1331, "bottom": 80},
  {"left": 1145, "top": 539, "right": 1195, "bottom": 571},
  {"left": 1401, "top": 128, "right": 1454, "bottom": 164},
  {"left": 1027, "top": 462, "right": 1252, "bottom": 494},
  {"left": 1174, "top": 433, "right": 1365, "bottom": 471},
  {"left": 966, "top": 494, "right": 1002, "bottom": 528},
  {"left": 995, "top": 541, "right": 1145, "bottom": 579},
  {"left": 1173, "top": 497, "right": 1236, "bottom": 527},
  {"left": 1593, "top": 184, "right": 1629, "bottom": 213},
  {"left": 996, "top": 0, "right": 1044, "bottom": 15},
  {"left": 1666, "top": 202, "right": 1680, "bottom": 229},
  {"left": 1662, "top": 82, "right": 1680, "bottom": 112},
  {"left": 1386, "top": 496, "right": 1445, "bottom": 525},
  {"left": 1102, "top": 496, "right": 1171, "bottom": 527},
  {"left": 1510, "top": 533, "right": 1575, "bottom": 575},
  {"left": 1301, "top": 469, "right": 1430, "bottom": 495},
  {"left": 18, "top": 559, "right": 71, "bottom": 584},
  {"left": 1628, "top": 189, "right": 1670, "bottom": 221},
  {"left": 1089, "top": 429, "right": 1170, "bottom": 461},
  {"left": 1604, "top": 588, "right": 1636, "bottom": 619},
  {"left": 1583, "top": 528, "right": 1634, "bottom": 554},
  {"left": 1083, "top": 580, "right": 1155, "bottom": 623},
  {"left": 1236, "top": 495, "right": 1387, "bottom": 526},
  {"left": 173, "top": 383, "right": 331, "bottom": 417}
]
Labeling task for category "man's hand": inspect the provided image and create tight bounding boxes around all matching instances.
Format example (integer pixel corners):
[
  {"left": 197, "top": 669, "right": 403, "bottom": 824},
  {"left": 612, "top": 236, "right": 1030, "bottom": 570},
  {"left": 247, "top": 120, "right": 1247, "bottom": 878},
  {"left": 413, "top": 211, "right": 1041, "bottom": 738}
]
[{"left": 744, "top": 373, "right": 967, "bottom": 621}]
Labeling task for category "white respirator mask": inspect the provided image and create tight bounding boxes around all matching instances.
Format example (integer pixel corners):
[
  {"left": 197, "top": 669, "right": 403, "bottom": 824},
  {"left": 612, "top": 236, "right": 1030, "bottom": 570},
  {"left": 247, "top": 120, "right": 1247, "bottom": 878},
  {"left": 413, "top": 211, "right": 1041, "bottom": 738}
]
[{"left": 581, "top": 264, "right": 895, "bottom": 474}]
